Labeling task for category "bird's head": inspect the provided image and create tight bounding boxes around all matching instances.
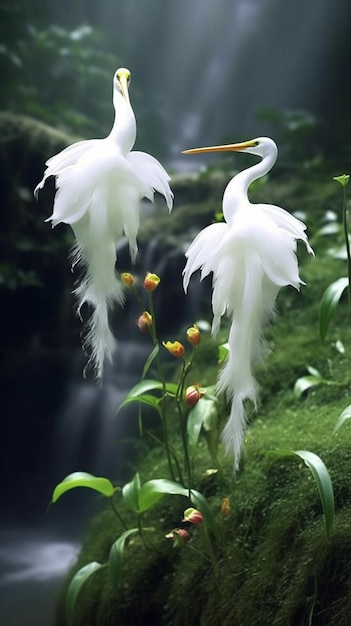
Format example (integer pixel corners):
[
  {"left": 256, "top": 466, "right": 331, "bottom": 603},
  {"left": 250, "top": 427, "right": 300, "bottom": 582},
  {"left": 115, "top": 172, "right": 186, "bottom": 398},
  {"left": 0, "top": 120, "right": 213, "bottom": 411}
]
[
  {"left": 182, "top": 137, "right": 277, "bottom": 160},
  {"left": 114, "top": 68, "right": 131, "bottom": 103}
]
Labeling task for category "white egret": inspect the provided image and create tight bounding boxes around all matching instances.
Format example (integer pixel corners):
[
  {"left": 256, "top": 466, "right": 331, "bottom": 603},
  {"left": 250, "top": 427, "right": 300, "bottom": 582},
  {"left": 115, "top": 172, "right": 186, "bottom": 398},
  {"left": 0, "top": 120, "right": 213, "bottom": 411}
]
[
  {"left": 35, "top": 68, "right": 173, "bottom": 379},
  {"left": 182, "top": 137, "right": 313, "bottom": 469}
]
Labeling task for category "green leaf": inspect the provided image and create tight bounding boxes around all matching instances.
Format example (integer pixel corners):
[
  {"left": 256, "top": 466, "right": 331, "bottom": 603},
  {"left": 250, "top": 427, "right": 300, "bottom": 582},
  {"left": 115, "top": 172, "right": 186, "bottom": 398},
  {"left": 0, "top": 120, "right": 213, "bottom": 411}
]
[
  {"left": 187, "top": 399, "right": 207, "bottom": 449},
  {"left": 218, "top": 342, "right": 229, "bottom": 364},
  {"left": 134, "top": 478, "right": 221, "bottom": 544},
  {"left": 66, "top": 561, "right": 105, "bottom": 626},
  {"left": 306, "top": 365, "right": 322, "bottom": 378},
  {"left": 294, "top": 450, "right": 334, "bottom": 537},
  {"left": 52, "top": 472, "right": 114, "bottom": 503},
  {"left": 293, "top": 372, "right": 324, "bottom": 399},
  {"left": 117, "top": 379, "right": 178, "bottom": 412},
  {"left": 122, "top": 473, "right": 141, "bottom": 513},
  {"left": 203, "top": 427, "right": 219, "bottom": 467},
  {"left": 119, "top": 393, "right": 162, "bottom": 411},
  {"left": 190, "top": 489, "right": 221, "bottom": 545},
  {"left": 269, "top": 449, "right": 334, "bottom": 537},
  {"left": 333, "top": 404, "right": 351, "bottom": 435},
  {"left": 108, "top": 529, "right": 139, "bottom": 594},
  {"left": 138, "top": 479, "right": 188, "bottom": 512},
  {"left": 319, "top": 277, "right": 349, "bottom": 344},
  {"left": 141, "top": 343, "right": 160, "bottom": 380},
  {"left": 187, "top": 396, "right": 219, "bottom": 464}
]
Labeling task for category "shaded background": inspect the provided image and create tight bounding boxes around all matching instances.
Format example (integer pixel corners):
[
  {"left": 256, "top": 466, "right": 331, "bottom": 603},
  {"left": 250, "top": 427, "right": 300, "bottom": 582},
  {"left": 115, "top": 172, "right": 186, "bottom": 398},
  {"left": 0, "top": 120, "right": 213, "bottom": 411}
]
[
  {"left": 1, "top": 1, "right": 351, "bottom": 624},
  {"left": 2, "top": 0, "right": 351, "bottom": 163}
]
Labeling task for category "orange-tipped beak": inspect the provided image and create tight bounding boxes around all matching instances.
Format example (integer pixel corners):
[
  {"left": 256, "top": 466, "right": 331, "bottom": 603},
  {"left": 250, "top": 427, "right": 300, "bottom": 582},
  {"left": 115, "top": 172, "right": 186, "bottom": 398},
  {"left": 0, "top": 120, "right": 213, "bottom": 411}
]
[{"left": 182, "top": 139, "right": 258, "bottom": 155}]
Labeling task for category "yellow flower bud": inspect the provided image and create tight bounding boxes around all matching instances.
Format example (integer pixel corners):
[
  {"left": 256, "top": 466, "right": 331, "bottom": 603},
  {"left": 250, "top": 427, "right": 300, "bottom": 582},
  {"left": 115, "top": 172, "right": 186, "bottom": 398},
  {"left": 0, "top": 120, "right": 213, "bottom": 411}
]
[
  {"left": 144, "top": 272, "right": 160, "bottom": 292},
  {"left": 121, "top": 272, "right": 134, "bottom": 286},
  {"left": 221, "top": 497, "right": 230, "bottom": 517},
  {"left": 186, "top": 324, "right": 201, "bottom": 346},
  {"left": 162, "top": 340, "right": 185, "bottom": 358}
]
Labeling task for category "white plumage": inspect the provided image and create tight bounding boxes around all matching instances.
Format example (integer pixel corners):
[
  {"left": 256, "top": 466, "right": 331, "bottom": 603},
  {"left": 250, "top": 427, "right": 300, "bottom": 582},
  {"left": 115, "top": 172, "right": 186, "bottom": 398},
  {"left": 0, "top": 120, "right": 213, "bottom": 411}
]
[
  {"left": 183, "top": 137, "right": 313, "bottom": 469},
  {"left": 35, "top": 68, "right": 173, "bottom": 378}
]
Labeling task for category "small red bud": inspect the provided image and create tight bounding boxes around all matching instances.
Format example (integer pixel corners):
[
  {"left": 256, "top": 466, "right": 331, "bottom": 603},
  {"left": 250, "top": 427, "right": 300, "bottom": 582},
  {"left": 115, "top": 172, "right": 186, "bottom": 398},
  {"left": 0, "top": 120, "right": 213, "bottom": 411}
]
[
  {"left": 185, "top": 385, "right": 201, "bottom": 408},
  {"left": 182, "top": 507, "right": 204, "bottom": 525},
  {"left": 165, "top": 528, "right": 190, "bottom": 546},
  {"left": 137, "top": 311, "right": 152, "bottom": 333}
]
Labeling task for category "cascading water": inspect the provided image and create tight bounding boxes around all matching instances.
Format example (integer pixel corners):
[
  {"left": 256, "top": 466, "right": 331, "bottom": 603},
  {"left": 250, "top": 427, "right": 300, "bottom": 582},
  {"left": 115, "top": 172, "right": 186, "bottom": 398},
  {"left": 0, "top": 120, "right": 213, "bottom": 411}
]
[{"left": 0, "top": 229, "right": 199, "bottom": 626}]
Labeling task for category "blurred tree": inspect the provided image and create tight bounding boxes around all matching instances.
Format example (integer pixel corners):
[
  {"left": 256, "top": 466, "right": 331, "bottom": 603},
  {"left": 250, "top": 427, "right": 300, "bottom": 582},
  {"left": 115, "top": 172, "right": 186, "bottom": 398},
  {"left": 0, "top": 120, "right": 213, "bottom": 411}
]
[{"left": 0, "top": 0, "right": 119, "bottom": 136}]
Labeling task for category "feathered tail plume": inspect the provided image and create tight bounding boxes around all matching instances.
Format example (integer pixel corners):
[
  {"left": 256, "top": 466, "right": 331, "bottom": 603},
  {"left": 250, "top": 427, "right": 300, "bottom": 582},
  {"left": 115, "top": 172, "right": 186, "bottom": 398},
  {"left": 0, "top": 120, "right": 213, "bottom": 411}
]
[
  {"left": 72, "top": 218, "right": 124, "bottom": 380},
  {"left": 215, "top": 252, "right": 278, "bottom": 470}
]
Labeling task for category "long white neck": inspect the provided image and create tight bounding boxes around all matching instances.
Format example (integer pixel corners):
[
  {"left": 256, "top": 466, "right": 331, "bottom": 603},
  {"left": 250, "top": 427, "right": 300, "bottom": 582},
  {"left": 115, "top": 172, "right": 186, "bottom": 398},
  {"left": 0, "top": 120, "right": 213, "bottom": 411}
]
[
  {"left": 109, "top": 89, "right": 136, "bottom": 154},
  {"left": 223, "top": 149, "right": 277, "bottom": 223}
]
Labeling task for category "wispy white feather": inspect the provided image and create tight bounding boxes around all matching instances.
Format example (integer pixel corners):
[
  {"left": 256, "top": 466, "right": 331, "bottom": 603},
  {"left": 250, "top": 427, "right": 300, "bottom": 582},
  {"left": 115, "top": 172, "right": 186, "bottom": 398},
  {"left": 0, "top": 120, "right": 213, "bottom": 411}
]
[{"left": 35, "top": 68, "right": 173, "bottom": 378}]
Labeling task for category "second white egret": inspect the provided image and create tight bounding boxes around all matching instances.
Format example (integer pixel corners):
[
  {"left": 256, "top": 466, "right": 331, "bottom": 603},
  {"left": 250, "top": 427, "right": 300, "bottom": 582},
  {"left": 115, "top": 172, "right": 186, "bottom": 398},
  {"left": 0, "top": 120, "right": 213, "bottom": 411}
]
[
  {"left": 182, "top": 137, "right": 313, "bottom": 469},
  {"left": 35, "top": 68, "right": 173, "bottom": 379}
]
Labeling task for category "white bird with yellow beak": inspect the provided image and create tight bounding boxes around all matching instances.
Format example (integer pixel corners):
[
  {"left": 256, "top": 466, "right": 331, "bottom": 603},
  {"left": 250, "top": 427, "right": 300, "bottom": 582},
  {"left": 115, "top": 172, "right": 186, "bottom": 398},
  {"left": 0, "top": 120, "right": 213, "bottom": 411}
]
[
  {"left": 35, "top": 68, "right": 173, "bottom": 379},
  {"left": 182, "top": 137, "right": 313, "bottom": 469}
]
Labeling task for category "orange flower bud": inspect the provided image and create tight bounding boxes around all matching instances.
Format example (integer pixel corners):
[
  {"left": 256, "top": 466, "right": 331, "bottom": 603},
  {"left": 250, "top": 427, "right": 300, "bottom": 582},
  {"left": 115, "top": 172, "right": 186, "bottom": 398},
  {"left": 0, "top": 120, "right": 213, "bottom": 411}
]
[
  {"left": 221, "top": 497, "right": 230, "bottom": 517},
  {"left": 121, "top": 272, "right": 134, "bottom": 286},
  {"left": 144, "top": 272, "right": 160, "bottom": 292},
  {"left": 186, "top": 324, "right": 201, "bottom": 346},
  {"left": 165, "top": 528, "right": 190, "bottom": 546},
  {"left": 185, "top": 384, "right": 201, "bottom": 408},
  {"left": 162, "top": 340, "right": 185, "bottom": 358},
  {"left": 137, "top": 311, "right": 152, "bottom": 333},
  {"left": 182, "top": 507, "right": 204, "bottom": 525}
]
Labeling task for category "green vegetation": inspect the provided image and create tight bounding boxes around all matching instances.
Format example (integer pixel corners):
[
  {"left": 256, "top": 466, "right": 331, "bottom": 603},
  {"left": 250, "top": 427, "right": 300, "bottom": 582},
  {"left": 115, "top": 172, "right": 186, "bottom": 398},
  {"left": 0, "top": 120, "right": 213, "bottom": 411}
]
[{"left": 52, "top": 167, "right": 351, "bottom": 626}]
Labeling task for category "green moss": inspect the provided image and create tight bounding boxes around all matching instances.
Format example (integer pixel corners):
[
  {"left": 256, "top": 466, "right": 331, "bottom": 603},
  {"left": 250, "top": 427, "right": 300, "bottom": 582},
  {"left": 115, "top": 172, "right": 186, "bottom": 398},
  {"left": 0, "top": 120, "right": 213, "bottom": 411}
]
[{"left": 56, "top": 171, "right": 351, "bottom": 626}]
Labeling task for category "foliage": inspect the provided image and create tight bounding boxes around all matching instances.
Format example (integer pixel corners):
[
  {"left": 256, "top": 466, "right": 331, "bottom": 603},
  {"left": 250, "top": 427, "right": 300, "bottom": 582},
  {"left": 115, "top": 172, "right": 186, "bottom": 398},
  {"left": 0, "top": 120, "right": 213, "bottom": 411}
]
[
  {"left": 50, "top": 243, "right": 350, "bottom": 625},
  {"left": 52, "top": 276, "right": 225, "bottom": 623},
  {"left": 319, "top": 175, "right": 350, "bottom": 342},
  {"left": 0, "top": 0, "right": 117, "bottom": 135}
]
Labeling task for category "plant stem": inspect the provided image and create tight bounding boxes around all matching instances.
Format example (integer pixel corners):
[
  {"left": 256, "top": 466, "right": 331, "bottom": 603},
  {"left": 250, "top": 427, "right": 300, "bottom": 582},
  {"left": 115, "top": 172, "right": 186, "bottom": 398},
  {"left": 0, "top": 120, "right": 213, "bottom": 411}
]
[
  {"left": 176, "top": 359, "right": 193, "bottom": 491},
  {"left": 185, "top": 542, "right": 211, "bottom": 563},
  {"left": 342, "top": 184, "right": 351, "bottom": 303},
  {"left": 201, "top": 524, "right": 219, "bottom": 579},
  {"left": 176, "top": 397, "right": 192, "bottom": 491},
  {"left": 110, "top": 496, "right": 128, "bottom": 531},
  {"left": 148, "top": 291, "right": 178, "bottom": 482}
]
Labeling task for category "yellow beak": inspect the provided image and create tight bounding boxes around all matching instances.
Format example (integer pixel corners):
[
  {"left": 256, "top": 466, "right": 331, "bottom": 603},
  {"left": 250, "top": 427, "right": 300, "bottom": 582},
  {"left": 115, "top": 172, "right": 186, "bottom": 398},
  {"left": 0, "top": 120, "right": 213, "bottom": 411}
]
[
  {"left": 182, "top": 139, "right": 257, "bottom": 155},
  {"left": 118, "top": 70, "right": 131, "bottom": 104}
]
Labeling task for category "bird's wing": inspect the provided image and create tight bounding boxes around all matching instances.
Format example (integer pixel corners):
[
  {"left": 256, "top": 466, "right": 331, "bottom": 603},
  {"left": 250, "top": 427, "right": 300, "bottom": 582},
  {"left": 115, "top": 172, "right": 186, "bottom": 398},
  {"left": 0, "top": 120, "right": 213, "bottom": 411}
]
[
  {"left": 46, "top": 148, "right": 138, "bottom": 228},
  {"left": 228, "top": 206, "right": 302, "bottom": 290},
  {"left": 259, "top": 203, "right": 314, "bottom": 255},
  {"left": 34, "top": 139, "right": 101, "bottom": 197},
  {"left": 183, "top": 222, "right": 228, "bottom": 292},
  {"left": 127, "top": 151, "right": 173, "bottom": 211}
]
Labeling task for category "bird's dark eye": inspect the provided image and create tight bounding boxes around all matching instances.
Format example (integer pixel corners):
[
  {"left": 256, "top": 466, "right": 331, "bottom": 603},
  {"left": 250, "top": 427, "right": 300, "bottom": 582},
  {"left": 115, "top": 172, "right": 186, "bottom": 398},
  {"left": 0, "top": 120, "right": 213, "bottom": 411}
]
[{"left": 253, "top": 140, "right": 259, "bottom": 146}]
